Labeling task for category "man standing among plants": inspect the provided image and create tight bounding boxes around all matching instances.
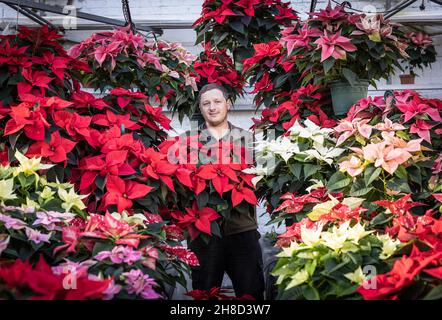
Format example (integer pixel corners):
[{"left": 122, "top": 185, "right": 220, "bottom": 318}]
[{"left": 186, "top": 83, "right": 265, "bottom": 300}]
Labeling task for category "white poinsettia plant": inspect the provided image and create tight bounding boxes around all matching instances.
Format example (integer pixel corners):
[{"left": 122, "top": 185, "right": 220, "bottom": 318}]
[{"left": 245, "top": 119, "right": 345, "bottom": 213}]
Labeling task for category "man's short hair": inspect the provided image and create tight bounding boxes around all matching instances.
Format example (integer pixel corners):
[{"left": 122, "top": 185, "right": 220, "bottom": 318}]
[{"left": 197, "top": 83, "right": 230, "bottom": 105}]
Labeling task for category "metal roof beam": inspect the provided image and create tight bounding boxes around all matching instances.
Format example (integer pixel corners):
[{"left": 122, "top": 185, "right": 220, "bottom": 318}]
[
  {"left": 0, "top": 0, "right": 162, "bottom": 35},
  {"left": 429, "top": 0, "right": 442, "bottom": 5},
  {"left": 5, "top": 3, "right": 60, "bottom": 30},
  {"left": 310, "top": 0, "right": 318, "bottom": 12},
  {"left": 384, "top": 0, "right": 419, "bottom": 19}
]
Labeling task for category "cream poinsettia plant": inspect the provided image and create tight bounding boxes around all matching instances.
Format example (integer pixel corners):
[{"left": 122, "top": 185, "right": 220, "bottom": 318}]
[
  {"left": 0, "top": 151, "right": 87, "bottom": 215},
  {"left": 272, "top": 217, "right": 403, "bottom": 299},
  {"left": 246, "top": 119, "right": 346, "bottom": 222}
]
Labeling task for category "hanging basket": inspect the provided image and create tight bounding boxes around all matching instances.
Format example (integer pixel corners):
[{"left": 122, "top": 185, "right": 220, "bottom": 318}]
[{"left": 330, "top": 80, "right": 369, "bottom": 116}]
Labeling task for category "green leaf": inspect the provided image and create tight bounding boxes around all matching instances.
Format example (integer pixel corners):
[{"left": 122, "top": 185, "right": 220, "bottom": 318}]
[
  {"left": 210, "top": 221, "right": 221, "bottom": 237},
  {"left": 95, "top": 175, "right": 106, "bottom": 191},
  {"left": 369, "top": 212, "right": 393, "bottom": 227},
  {"left": 423, "top": 285, "right": 442, "bottom": 300},
  {"left": 342, "top": 68, "right": 358, "bottom": 86},
  {"left": 323, "top": 58, "right": 336, "bottom": 74},
  {"left": 327, "top": 171, "right": 351, "bottom": 192},
  {"left": 364, "top": 166, "right": 381, "bottom": 186},
  {"left": 408, "top": 166, "right": 422, "bottom": 186},
  {"left": 394, "top": 165, "right": 408, "bottom": 180},
  {"left": 229, "top": 20, "right": 245, "bottom": 34},
  {"left": 304, "top": 164, "right": 321, "bottom": 179},
  {"left": 387, "top": 177, "right": 411, "bottom": 193},
  {"left": 288, "top": 162, "right": 302, "bottom": 180},
  {"left": 350, "top": 178, "right": 373, "bottom": 197},
  {"left": 213, "top": 32, "right": 229, "bottom": 46},
  {"left": 196, "top": 191, "right": 209, "bottom": 209},
  {"left": 274, "top": 74, "right": 289, "bottom": 89},
  {"left": 303, "top": 285, "right": 320, "bottom": 300}
]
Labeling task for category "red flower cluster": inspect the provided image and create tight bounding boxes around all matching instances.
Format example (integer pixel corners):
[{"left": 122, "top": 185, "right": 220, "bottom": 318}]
[
  {"left": 159, "top": 244, "right": 200, "bottom": 267},
  {"left": 242, "top": 41, "right": 284, "bottom": 73},
  {"left": 0, "top": 26, "right": 89, "bottom": 106},
  {"left": 375, "top": 195, "right": 442, "bottom": 246},
  {"left": 353, "top": 194, "right": 442, "bottom": 299},
  {"left": 55, "top": 213, "right": 150, "bottom": 254},
  {"left": 274, "top": 188, "right": 329, "bottom": 214},
  {"left": 357, "top": 244, "right": 442, "bottom": 300},
  {"left": 186, "top": 286, "right": 255, "bottom": 300},
  {"left": 156, "top": 133, "right": 258, "bottom": 240},
  {"left": 0, "top": 256, "right": 111, "bottom": 300},
  {"left": 194, "top": 0, "right": 297, "bottom": 26},
  {"left": 252, "top": 84, "right": 336, "bottom": 136},
  {"left": 171, "top": 202, "right": 220, "bottom": 240},
  {"left": 194, "top": 43, "right": 245, "bottom": 95}
]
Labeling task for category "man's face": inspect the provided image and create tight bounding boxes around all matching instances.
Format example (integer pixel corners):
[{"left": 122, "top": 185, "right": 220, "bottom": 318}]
[{"left": 199, "top": 88, "right": 230, "bottom": 126}]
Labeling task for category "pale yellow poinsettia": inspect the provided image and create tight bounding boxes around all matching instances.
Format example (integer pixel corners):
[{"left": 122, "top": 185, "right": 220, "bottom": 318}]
[
  {"left": 13, "top": 150, "right": 54, "bottom": 177},
  {"left": 286, "top": 269, "right": 310, "bottom": 289},
  {"left": 111, "top": 211, "right": 147, "bottom": 227},
  {"left": 346, "top": 223, "right": 375, "bottom": 244},
  {"left": 38, "top": 186, "right": 56, "bottom": 200},
  {"left": 377, "top": 234, "right": 401, "bottom": 260},
  {"left": 300, "top": 223, "right": 324, "bottom": 247},
  {"left": 344, "top": 267, "right": 367, "bottom": 284},
  {"left": 58, "top": 188, "right": 87, "bottom": 212},
  {"left": 0, "top": 179, "right": 17, "bottom": 202}
]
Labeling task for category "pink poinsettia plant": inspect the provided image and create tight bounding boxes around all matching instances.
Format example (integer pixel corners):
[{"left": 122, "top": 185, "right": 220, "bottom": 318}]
[
  {"left": 402, "top": 31, "right": 437, "bottom": 75},
  {"left": 281, "top": 3, "right": 409, "bottom": 86},
  {"left": 68, "top": 26, "right": 199, "bottom": 120},
  {"left": 335, "top": 90, "right": 441, "bottom": 204}
]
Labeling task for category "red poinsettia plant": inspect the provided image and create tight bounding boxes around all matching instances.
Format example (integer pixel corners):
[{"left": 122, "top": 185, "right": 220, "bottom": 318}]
[
  {"left": 157, "top": 133, "right": 258, "bottom": 242},
  {"left": 0, "top": 27, "right": 177, "bottom": 216},
  {"left": 242, "top": 39, "right": 300, "bottom": 108},
  {"left": 355, "top": 195, "right": 442, "bottom": 300},
  {"left": 0, "top": 256, "right": 111, "bottom": 300},
  {"left": 0, "top": 25, "right": 89, "bottom": 106},
  {"left": 252, "top": 84, "right": 336, "bottom": 137},
  {"left": 194, "top": 42, "right": 245, "bottom": 103},
  {"left": 68, "top": 26, "right": 199, "bottom": 121},
  {"left": 193, "top": 0, "right": 299, "bottom": 68}
]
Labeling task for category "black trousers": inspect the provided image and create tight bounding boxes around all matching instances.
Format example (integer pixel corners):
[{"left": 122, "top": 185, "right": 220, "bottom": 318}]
[{"left": 188, "top": 229, "right": 265, "bottom": 300}]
